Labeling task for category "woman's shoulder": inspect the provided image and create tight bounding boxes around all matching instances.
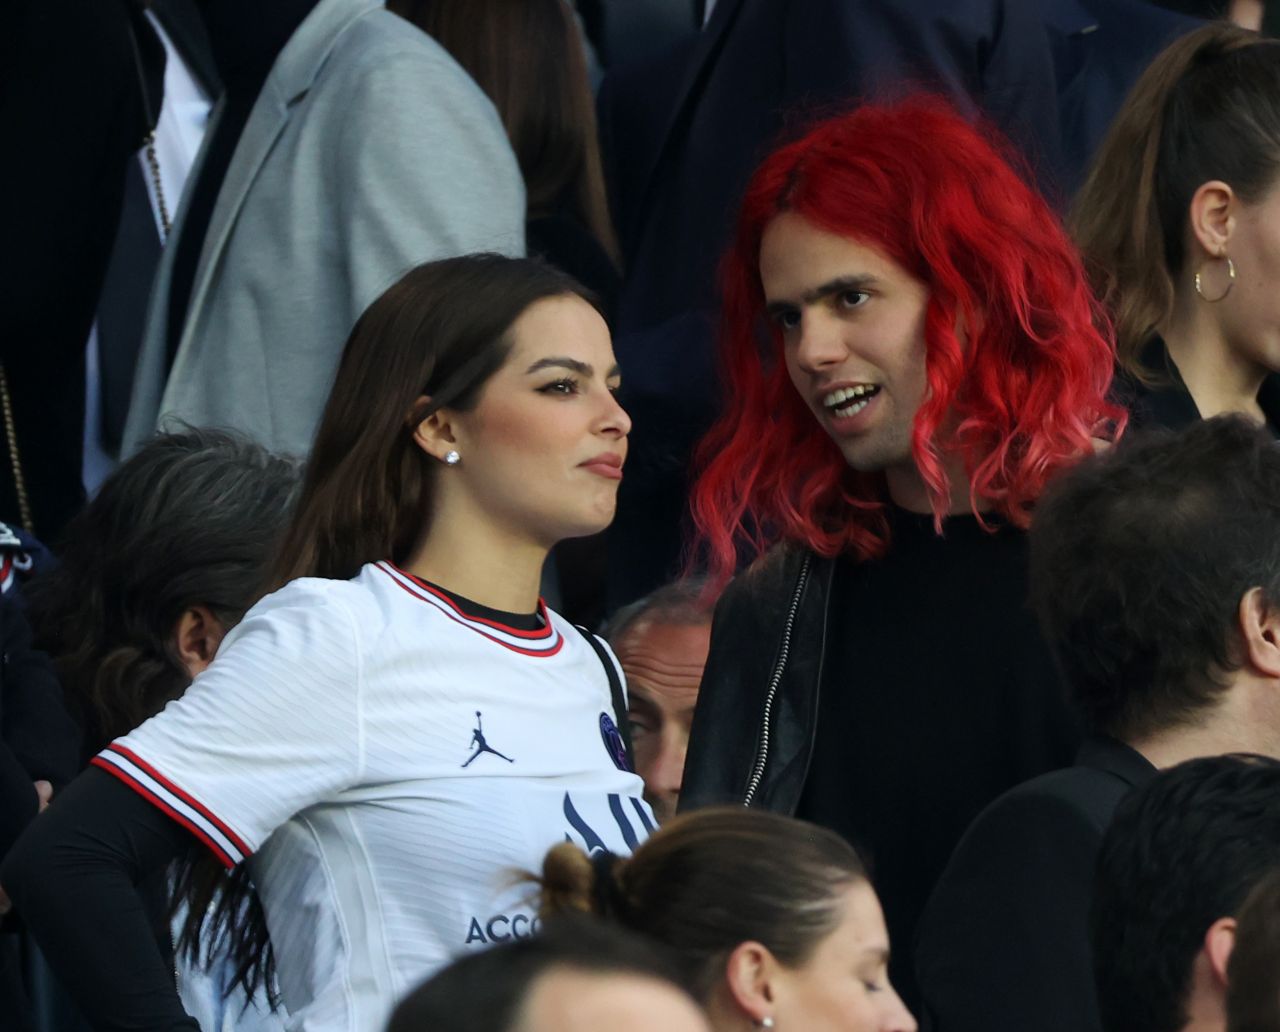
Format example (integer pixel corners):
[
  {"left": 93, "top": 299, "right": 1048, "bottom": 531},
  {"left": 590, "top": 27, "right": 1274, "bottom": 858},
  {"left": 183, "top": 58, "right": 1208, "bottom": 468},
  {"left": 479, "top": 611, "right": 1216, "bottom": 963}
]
[{"left": 244, "top": 566, "right": 390, "bottom": 630}]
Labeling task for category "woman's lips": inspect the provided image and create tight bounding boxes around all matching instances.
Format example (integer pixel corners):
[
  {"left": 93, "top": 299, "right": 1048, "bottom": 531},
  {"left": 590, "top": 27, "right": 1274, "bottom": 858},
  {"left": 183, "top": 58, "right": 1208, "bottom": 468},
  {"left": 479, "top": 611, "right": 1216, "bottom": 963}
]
[{"left": 579, "top": 454, "right": 624, "bottom": 480}]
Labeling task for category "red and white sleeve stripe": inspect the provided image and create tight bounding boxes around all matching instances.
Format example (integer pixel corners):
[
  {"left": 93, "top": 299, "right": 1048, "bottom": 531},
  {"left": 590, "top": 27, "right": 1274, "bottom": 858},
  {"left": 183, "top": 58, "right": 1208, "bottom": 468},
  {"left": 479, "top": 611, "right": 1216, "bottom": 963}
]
[{"left": 92, "top": 743, "right": 253, "bottom": 870}]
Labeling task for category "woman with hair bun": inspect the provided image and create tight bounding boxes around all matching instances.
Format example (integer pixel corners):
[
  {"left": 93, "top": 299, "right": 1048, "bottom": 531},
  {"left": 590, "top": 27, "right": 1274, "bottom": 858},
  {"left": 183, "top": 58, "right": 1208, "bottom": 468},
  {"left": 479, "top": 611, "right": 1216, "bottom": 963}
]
[
  {"left": 1074, "top": 22, "right": 1280, "bottom": 431},
  {"left": 536, "top": 808, "right": 916, "bottom": 1032}
]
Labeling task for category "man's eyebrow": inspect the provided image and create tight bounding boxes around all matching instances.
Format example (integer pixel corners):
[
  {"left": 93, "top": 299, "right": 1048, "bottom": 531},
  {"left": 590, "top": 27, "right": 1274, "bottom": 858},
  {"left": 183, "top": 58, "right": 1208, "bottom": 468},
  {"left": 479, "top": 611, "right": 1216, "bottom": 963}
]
[
  {"left": 626, "top": 692, "right": 660, "bottom": 712},
  {"left": 524, "top": 357, "right": 622, "bottom": 378},
  {"left": 764, "top": 275, "right": 879, "bottom": 316}
]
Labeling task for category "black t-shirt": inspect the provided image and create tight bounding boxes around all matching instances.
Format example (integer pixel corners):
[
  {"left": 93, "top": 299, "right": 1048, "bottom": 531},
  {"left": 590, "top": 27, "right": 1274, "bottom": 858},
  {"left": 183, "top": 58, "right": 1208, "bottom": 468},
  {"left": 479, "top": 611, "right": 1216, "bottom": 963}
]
[{"left": 796, "top": 507, "right": 1080, "bottom": 1008}]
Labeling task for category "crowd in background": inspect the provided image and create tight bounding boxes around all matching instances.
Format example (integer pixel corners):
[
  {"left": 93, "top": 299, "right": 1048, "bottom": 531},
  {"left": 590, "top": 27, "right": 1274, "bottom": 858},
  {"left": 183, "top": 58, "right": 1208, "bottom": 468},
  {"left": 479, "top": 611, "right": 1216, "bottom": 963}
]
[{"left": 3, "top": 1, "right": 1280, "bottom": 1031}]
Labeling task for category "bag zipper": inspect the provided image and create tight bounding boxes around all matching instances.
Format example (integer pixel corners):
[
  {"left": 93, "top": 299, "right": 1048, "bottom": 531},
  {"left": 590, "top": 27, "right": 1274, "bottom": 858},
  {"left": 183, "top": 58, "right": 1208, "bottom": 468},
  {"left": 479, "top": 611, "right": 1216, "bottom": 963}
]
[{"left": 742, "top": 552, "right": 812, "bottom": 807}]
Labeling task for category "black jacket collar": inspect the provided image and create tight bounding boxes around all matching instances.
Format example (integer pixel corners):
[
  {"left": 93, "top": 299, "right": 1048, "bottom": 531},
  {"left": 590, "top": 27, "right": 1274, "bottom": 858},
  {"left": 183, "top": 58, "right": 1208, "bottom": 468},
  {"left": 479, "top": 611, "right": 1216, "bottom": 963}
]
[
  {"left": 1123, "top": 336, "right": 1280, "bottom": 433},
  {"left": 680, "top": 545, "right": 835, "bottom": 814},
  {"left": 1074, "top": 735, "right": 1157, "bottom": 788}
]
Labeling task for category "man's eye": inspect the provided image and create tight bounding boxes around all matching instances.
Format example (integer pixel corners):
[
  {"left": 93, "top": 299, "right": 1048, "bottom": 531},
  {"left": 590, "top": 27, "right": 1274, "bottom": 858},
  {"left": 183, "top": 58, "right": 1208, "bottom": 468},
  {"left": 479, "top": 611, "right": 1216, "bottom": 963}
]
[{"left": 769, "top": 308, "right": 801, "bottom": 332}]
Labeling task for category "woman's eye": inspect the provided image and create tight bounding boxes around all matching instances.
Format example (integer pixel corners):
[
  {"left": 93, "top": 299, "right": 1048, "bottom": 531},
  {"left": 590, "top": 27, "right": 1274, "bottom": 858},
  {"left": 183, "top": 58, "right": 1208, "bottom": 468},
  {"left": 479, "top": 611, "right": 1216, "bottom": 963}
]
[
  {"left": 539, "top": 378, "right": 580, "bottom": 396},
  {"left": 839, "top": 290, "right": 870, "bottom": 310},
  {"left": 858, "top": 969, "right": 888, "bottom": 993}
]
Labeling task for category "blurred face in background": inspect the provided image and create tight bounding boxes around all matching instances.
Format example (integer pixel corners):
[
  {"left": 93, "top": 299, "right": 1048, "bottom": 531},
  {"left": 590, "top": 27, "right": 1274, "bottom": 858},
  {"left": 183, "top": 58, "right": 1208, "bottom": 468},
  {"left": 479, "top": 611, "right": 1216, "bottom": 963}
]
[
  {"left": 516, "top": 968, "right": 710, "bottom": 1032},
  {"left": 768, "top": 882, "right": 917, "bottom": 1032},
  {"left": 616, "top": 618, "right": 711, "bottom": 823},
  {"left": 1206, "top": 179, "right": 1280, "bottom": 378}
]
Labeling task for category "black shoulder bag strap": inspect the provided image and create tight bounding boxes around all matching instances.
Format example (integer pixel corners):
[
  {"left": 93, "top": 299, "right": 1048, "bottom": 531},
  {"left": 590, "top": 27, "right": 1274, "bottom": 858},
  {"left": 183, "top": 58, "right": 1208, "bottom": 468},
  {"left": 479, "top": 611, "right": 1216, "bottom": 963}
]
[{"left": 574, "top": 625, "right": 635, "bottom": 771}]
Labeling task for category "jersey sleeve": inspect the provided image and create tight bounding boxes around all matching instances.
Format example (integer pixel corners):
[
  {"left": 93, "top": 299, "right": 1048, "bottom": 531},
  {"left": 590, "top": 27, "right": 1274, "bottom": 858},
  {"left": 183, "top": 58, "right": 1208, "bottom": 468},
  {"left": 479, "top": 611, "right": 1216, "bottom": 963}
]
[{"left": 91, "top": 579, "right": 366, "bottom": 869}]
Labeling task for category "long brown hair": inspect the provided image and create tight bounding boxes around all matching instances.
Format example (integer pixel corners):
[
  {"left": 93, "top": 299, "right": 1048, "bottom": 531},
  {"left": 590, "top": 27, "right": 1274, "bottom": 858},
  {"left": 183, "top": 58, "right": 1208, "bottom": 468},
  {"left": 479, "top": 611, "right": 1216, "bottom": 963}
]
[
  {"left": 269, "top": 254, "right": 593, "bottom": 588},
  {"left": 1072, "top": 24, "right": 1280, "bottom": 376},
  {"left": 536, "top": 808, "right": 868, "bottom": 1000},
  {"left": 390, "top": 0, "right": 620, "bottom": 265}
]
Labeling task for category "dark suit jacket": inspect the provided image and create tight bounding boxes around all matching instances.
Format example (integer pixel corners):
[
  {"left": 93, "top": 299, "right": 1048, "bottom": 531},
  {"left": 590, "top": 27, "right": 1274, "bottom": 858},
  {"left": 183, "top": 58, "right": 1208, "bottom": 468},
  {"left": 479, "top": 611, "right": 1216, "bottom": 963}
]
[
  {"left": 0, "top": 0, "right": 216, "bottom": 544},
  {"left": 613, "top": 0, "right": 1053, "bottom": 332},
  {"left": 914, "top": 737, "right": 1157, "bottom": 1032},
  {"left": 0, "top": 0, "right": 158, "bottom": 542}
]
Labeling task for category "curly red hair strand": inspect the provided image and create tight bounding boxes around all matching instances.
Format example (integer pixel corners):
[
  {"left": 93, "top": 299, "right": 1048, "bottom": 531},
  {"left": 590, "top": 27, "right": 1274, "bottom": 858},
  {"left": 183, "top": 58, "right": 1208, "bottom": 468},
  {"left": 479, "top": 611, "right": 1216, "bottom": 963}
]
[{"left": 690, "top": 97, "right": 1124, "bottom": 587}]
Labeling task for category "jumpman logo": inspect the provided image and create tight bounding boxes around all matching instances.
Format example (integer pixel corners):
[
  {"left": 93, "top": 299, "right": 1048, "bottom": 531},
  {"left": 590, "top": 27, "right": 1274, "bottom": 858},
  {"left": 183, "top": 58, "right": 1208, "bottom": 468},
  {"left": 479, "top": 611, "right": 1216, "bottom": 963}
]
[{"left": 461, "top": 711, "right": 515, "bottom": 768}]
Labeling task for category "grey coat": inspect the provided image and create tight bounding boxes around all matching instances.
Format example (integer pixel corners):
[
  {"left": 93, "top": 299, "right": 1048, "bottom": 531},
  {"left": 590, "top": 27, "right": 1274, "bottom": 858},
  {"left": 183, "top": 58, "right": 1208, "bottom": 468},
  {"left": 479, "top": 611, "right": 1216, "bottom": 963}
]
[{"left": 123, "top": 0, "right": 525, "bottom": 458}]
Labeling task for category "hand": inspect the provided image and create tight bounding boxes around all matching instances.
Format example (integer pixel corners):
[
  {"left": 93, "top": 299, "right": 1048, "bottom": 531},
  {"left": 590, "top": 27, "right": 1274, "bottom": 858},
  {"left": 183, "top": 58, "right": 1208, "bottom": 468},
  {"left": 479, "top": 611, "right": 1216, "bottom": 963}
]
[{"left": 0, "top": 783, "right": 55, "bottom": 917}]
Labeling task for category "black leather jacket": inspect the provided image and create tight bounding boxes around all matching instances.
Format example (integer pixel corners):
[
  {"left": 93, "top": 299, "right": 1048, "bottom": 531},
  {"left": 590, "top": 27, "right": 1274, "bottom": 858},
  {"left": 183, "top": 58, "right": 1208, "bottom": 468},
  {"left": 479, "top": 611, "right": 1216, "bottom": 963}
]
[{"left": 681, "top": 545, "right": 832, "bottom": 814}]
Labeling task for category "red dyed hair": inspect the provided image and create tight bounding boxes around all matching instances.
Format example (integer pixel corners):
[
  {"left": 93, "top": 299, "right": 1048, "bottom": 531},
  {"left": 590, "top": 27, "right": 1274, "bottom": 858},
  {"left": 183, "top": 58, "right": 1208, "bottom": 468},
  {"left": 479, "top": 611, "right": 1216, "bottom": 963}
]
[{"left": 691, "top": 96, "right": 1124, "bottom": 587}]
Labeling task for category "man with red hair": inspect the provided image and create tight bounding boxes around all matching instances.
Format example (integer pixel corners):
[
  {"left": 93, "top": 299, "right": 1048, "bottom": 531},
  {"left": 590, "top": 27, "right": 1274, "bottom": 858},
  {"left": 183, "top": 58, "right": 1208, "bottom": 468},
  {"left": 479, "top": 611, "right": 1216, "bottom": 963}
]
[{"left": 679, "top": 97, "right": 1124, "bottom": 1007}]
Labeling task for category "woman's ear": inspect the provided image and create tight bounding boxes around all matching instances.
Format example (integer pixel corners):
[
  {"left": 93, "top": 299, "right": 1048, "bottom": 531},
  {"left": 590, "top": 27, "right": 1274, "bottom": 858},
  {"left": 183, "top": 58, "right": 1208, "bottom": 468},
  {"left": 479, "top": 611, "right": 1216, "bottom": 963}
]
[
  {"left": 721, "top": 940, "right": 782, "bottom": 1026},
  {"left": 1187, "top": 180, "right": 1237, "bottom": 260},
  {"left": 171, "top": 605, "right": 227, "bottom": 680},
  {"left": 406, "top": 394, "right": 460, "bottom": 463}
]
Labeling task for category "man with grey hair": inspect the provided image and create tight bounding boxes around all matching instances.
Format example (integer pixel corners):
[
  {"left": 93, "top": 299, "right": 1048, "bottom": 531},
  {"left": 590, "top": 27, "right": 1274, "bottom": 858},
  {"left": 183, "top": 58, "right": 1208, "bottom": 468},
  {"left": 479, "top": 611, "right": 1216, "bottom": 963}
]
[{"left": 605, "top": 579, "right": 715, "bottom": 823}]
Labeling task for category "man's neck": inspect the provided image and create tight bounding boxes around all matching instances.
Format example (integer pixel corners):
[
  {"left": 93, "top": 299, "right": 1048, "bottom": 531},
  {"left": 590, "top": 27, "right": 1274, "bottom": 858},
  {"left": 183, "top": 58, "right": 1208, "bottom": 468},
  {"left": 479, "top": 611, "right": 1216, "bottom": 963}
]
[
  {"left": 1178, "top": 951, "right": 1227, "bottom": 1032},
  {"left": 884, "top": 455, "right": 975, "bottom": 516},
  {"left": 1127, "top": 702, "right": 1278, "bottom": 769}
]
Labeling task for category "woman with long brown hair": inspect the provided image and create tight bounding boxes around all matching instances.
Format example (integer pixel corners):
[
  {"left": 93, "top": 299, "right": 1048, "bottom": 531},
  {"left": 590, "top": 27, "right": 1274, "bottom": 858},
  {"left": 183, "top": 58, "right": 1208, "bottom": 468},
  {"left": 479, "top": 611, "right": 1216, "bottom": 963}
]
[
  {"left": 3, "top": 254, "right": 652, "bottom": 1031},
  {"left": 1073, "top": 22, "right": 1280, "bottom": 431}
]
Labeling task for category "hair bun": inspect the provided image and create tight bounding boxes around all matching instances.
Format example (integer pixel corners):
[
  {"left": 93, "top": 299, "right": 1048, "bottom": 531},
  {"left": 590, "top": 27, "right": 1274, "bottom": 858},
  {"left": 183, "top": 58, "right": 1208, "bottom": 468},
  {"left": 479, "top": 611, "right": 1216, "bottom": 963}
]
[
  {"left": 589, "top": 850, "right": 630, "bottom": 920},
  {"left": 538, "top": 842, "right": 596, "bottom": 917}
]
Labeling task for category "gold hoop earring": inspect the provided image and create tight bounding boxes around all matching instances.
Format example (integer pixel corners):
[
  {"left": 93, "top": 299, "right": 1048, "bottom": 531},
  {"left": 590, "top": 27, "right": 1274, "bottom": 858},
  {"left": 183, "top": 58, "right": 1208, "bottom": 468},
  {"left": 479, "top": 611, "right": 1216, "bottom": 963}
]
[{"left": 1195, "top": 256, "right": 1236, "bottom": 303}]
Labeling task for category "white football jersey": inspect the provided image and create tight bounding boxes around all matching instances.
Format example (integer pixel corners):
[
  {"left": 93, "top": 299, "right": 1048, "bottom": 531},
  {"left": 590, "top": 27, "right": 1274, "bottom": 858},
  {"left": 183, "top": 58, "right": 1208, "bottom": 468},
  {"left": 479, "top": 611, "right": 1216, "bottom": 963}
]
[{"left": 96, "top": 562, "right": 653, "bottom": 1031}]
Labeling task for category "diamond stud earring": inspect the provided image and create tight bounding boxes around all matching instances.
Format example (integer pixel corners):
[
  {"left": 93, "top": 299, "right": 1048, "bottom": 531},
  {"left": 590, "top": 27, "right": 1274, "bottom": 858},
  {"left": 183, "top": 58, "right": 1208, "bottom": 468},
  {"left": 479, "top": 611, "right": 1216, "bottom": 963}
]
[{"left": 444, "top": 450, "right": 460, "bottom": 466}]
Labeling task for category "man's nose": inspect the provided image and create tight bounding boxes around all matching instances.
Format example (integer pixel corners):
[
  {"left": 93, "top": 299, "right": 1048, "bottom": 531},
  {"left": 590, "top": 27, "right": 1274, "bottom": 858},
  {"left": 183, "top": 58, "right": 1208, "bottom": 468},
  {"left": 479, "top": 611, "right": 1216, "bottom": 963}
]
[
  {"left": 651, "top": 726, "right": 689, "bottom": 797},
  {"left": 793, "top": 310, "right": 847, "bottom": 374}
]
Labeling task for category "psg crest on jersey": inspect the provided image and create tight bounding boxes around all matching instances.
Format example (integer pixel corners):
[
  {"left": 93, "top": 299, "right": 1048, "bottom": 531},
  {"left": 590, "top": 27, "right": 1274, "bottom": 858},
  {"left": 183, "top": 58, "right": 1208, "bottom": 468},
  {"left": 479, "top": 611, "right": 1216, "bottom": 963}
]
[
  {"left": 0, "top": 522, "right": 35, "bottom": 596},
  {"left": 598, "top": 712, "right": 631, "bottom": 772}
]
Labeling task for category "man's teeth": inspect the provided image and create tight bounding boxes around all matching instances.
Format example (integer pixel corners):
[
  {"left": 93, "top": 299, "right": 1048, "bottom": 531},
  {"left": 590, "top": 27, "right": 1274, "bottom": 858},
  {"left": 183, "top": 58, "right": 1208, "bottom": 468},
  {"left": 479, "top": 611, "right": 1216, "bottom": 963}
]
[{"left": 823, "top": 385, "right": 879, "bottom": 417}]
